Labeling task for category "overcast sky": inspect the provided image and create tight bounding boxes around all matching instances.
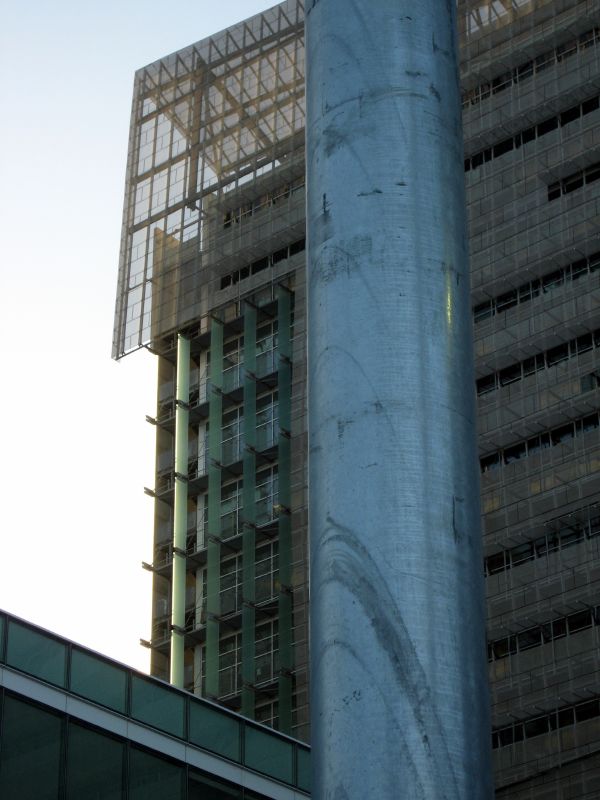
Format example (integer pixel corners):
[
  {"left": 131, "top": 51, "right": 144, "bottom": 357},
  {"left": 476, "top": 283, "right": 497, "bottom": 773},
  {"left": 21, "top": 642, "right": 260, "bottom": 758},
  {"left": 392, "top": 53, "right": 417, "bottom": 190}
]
[{"left": 0, "top": 0, "right": 279, "bottom": 672}]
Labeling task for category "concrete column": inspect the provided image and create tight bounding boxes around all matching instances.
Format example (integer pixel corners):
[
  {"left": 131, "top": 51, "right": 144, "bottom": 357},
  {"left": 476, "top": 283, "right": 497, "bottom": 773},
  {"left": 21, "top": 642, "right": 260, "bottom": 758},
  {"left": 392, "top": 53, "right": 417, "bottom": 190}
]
[
  {"left": 305, "top": 2, "right": 492, "bottom": 797},
  {"left": 170, "top": 334, "right": 189, "bottom": 688}
]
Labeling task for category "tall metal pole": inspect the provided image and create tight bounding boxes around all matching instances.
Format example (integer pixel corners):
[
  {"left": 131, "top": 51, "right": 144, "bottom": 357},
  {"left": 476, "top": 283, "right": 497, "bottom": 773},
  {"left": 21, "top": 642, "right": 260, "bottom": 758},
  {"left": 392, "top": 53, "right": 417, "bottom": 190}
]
[{"left": 305, "top": 2, "right": 492, "bottom": 798}]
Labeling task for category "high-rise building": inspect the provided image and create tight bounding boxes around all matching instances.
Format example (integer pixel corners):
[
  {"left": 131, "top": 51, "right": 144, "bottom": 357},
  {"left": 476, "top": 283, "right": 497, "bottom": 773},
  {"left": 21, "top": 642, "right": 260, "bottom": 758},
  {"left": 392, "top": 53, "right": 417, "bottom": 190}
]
[{"left": 113, "top": 1, "right": 600, "bottom": 795}]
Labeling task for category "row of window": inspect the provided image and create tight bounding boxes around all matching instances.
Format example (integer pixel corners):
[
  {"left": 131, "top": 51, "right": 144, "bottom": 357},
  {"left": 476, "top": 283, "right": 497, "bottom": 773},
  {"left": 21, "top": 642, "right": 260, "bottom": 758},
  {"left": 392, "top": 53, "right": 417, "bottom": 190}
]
[
  {"left": 219, "top": 238, "right": 306, "bottom": 291},
  {"left": 223, "top": 176, "right": 305, "bottom": 227},
  {"left": 473, "top": 250, "right": 600, "bottom": 323},
  {"left": 0, "top": 692, "right": 287, "bottom": 798},
  {"left": 487, "top": 605, "right": 599, "bottom": 662},
  {"left": 464, "top": 95, "right": 600, "bottom": 173},
  {"left": 548, "top": 160, "right": 600, "bottom": 201},
  {"left": 462, "top": 28, "right": 600, "bottom": 109},
  {"left": 484, "top": 508, "right": 600, "bottom": 577},
  {"left": 476, "top": 328, "right": 600, "bottom": 396},
  {"left": 156, "top": 324, "right": 279, "bottom": 424},
  {"left": 492, "top": 696, "right": 600, "bottom": 749},
  {"left": 216, "top": 619, "right": 279, "bottom": 699},
  {"left": 480, "top": 411, "right": 600, "bottom": 473}
]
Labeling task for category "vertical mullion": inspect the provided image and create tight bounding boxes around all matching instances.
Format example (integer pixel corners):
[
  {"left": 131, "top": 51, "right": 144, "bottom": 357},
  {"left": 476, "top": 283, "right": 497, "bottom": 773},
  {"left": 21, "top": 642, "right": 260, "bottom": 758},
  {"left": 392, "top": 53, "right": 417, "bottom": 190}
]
[
  {"left": 242, "top": 304, "right": 257, "bottom": 718},
  {"left": 171, "top": 334, "right": 189, "bottom": 688},
  {"left": 277, "top": 287, "right": 293, "bottom": 733},
  {"left": 206, "top": 319, "right": 223, "bottom": 698}
]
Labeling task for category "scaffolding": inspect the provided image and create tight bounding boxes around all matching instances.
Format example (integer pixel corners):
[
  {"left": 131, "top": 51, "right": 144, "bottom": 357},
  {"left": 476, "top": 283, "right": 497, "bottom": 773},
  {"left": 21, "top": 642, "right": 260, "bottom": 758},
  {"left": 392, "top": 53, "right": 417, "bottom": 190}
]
[{"left": 114, "top": 0, "right": 600, "bottom": 787}]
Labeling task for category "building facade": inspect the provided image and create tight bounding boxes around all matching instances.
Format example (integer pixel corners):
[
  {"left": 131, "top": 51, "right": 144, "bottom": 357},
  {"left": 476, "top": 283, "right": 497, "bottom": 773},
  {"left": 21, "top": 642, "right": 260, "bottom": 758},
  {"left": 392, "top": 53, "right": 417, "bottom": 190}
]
[
  {"left": 113, "top": 1, "right": 600, "bottom": 795},
  {"left": 0, "top": 610, "right": 310, "bottom": 799}
]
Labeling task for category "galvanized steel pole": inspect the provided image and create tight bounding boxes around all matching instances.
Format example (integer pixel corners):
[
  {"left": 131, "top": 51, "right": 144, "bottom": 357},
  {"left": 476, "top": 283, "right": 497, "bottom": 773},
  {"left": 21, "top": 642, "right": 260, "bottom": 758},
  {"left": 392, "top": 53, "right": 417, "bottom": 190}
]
[{"left": 306, "top": 2, "right": 492, "bottom": 798}]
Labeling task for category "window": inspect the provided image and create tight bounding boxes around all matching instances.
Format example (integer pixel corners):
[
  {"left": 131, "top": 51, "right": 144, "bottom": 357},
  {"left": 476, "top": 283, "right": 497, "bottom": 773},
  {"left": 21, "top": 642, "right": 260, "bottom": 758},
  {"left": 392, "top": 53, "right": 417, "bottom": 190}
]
[
  {"left": 256, "top": 465, "right": 279, "bottom": 526},
  {"left": 222, "top": 405, "right": 244, "bottom": 465},
  {"left": 256, "top": 391, "right": 279, "bottom": 450},
  {"left": 221, "top": 479, "right": 244, "bottom": 539},
  {"left": 66, "top": 723, "right": 124, "bottom": 800},
  {"left": 0, "top": 696, "right": 62, "bottom": 800},
  {"left": 218, "top": 633, "right": 242, "bottom": 697}
]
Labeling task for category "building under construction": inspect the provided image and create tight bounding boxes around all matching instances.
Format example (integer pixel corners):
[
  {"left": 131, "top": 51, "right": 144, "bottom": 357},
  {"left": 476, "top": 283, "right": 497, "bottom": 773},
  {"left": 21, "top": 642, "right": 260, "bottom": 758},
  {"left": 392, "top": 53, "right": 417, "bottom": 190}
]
[{"left": 113, "top": 0, "right": 600, "bottom": 795}]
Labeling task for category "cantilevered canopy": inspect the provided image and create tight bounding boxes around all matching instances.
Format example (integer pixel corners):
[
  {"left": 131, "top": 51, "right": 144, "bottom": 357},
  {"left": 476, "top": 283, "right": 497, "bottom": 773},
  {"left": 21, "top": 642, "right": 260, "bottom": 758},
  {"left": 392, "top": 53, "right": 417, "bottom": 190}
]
[{"left": 112, "top": 0, "right": 305, "bottom": 359}]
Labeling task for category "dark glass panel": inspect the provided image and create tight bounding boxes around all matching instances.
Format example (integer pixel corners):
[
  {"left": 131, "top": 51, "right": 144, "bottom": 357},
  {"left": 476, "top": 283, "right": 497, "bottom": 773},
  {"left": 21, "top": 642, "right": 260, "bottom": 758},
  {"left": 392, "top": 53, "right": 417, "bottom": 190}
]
[
  {"left": 486, "top": 551, "right": 506, "bottom": 575},
  {"left": 513, "top": 723, "right": 524, "bottom": 742},
  {"left": 524, "top": 716, "right": 548, "bottom": 738},
  {"left": 297, "top": 746, "right": 311, "bottom": 792},
  {"left": 476, "top": 374, "right": 497, "bottom": 395},
  {"left": 497, "top": 727, "right": 514, "bottom": 747},
  {"left": 510, "top": 542, "right": 534, "bottom": 566},
  {"left": 558, "top": 707, "right": 574, "bottom": 728},
  {"left": 567, "top": 609, "right": 592, "bottom": 633},
  {"left": 189, "top": 699, "right": 240, "bottom": 761},
  {"left": 289, "top": 238, "right": 305, "bottom": 255},
  {"left": 537, "top": 117, "right": 558, "bottom": 136},
  {"left": 66, "top": 722, "right": 124, "bottom": 800},
  {"left": 504, "top": 442, "right": 526, "bottom": 464},
  {"left": 70, "top": 648, "right": 127, "bottom": 713},
  {"left": 499, "top": 363, "right": 522, "bottom": 386},
  {"left": 575, "top": 699, "right": 600, "bottom": 723},
  {"left": 131, "top": 674, "right": 185, "bottom": 738},
  {"left": 244, "top": 725, "right": 293, "bottom": 784},
  {"left": 6, "top": 620, "right": 66, "bottom": 687},
  {"left": 517, "top": 627, "right": 542, "bottom": 651},
  {"left": 0, "top": 695, "right": 62, "bottom": 800},
  {"left": 0, "top": 613, "right": 4, "bottom": 662},
  {"left": 188, "top": 770, "right": 241, "bottom": 799},
  {"left": 129, "top": 748, "right": 184, "bottom": 800}
]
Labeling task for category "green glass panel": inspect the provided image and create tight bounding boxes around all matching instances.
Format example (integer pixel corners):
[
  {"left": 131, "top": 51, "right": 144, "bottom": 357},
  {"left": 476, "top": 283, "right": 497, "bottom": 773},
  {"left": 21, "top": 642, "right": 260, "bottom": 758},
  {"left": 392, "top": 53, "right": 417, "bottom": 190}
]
[
  {"left": 0, "top": 695, "right": 62, "bottom": 800},
  {"left": 66, "top": 721, "right": 124, "bottom": 800},
  {"left": 129, "top": 746, "right": 184, "bottom": 800},
  {"left": 6, "top": 620, "right": 66, "bottom": 687},
  {"left": 0, "top": 613, "right": 5, "bottom": 662},
  {"left": 130, "top": 674, "right": 185, "bottom": 738},
  {"left": 70, "top": 648, "right": 127, "bottom": 713},
  {"left": 297, "top": 746, "right": 311, "bottom": 792},
  {"left": 244, "top": 725, "right": 293, "bottom": 784},
  {"left": 189, "top": 699, "right": 240, "bottom": 761}
]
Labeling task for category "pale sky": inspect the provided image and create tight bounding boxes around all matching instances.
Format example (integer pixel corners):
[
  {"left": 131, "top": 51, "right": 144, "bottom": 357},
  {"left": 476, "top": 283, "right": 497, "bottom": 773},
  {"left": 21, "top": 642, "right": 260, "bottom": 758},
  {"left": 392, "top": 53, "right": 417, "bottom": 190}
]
[{"left": 0, "top": 0, "right": 279, "bottom": 672}]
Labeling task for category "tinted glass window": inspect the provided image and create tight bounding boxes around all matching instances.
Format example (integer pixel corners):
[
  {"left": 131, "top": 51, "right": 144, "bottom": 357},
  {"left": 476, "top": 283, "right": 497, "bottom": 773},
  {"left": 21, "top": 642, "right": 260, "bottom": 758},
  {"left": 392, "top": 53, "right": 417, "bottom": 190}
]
[
  {"left": 66, "top": 722, "right": 124, "bottom": 800},
  {"left": 189, "top": 700, "right": 240, "bottom": 761},
  {"left": 297, "top": 746, "right": 311, "bottom": 792},
  {"left": 244, "top": 725, "right": 293, "bottom": 784},
  {"left": 131, "top": 674, "right": 185, "bottom": 738},
  {"left": 0, "top": 695, "right": 62, "bottom": 800},
  {"left": 188, "top": 771, "right": 241, "bottom": 799},
  {"left": 70, "top": 648, "right": 127, "bottom": 713},
  {"left": 129, "top": 747, "right": 184, "bottom": 800},
  {"left": 6, "top": 621, "right": 66, "bottom": 687}
]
